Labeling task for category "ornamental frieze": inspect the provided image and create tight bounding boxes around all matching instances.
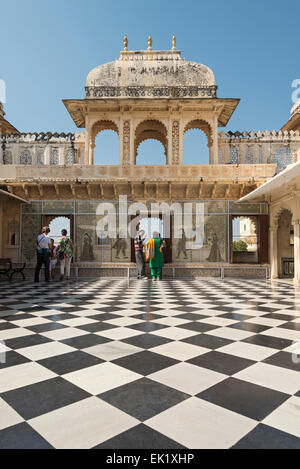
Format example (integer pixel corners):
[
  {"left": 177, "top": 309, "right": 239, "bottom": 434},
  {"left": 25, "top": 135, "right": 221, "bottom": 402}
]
[{"left": 85, "top": 85, "right": 217, "bottom": 99}]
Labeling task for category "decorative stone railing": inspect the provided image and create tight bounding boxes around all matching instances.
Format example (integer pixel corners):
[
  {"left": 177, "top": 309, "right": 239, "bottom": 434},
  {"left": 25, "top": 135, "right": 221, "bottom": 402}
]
[
  {"left": 218, "top": 130, "right": 300, "bottom": 170},
  {"left": 0, "top": 132, "right": 86, "bottom": 165}
]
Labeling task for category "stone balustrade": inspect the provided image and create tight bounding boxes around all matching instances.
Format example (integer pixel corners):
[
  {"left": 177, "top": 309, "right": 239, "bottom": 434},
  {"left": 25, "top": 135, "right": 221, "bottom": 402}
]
[{"left": 1, "top": 129, "right": 299, "bottom": 171}]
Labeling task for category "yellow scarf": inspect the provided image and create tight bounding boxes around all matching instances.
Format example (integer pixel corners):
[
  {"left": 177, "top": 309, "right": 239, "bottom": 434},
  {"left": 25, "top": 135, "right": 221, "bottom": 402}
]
[{"left": 145, "top": 238, "right": 163, "bottom": 261}]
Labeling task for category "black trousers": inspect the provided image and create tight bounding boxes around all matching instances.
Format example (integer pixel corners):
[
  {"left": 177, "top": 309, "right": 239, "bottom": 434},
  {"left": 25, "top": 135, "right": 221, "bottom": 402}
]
[
  {"left": 34, "top": 250, "right": 50, "bottom": 282},
  {"left": 135, "top": 250, "right": 146, "bottom": 278}
]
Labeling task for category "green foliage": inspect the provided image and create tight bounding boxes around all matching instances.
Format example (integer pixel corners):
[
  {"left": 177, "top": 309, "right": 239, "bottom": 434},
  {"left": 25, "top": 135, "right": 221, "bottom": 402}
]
[{"left": 232, "top": 240, "right": 248, "bottom": 252}]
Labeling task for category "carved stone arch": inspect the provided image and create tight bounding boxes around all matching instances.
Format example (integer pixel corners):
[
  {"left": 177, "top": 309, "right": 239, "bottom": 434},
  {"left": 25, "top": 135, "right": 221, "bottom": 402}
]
[
  {"left": 134, "top": 119, "right": 168, "bottom": 164},
  {"left": 273, "top": 205, "right": 294, "bottom": 229},
  {"left": 183, "top": 119, "right": 213, "bottom": 146},
  {"left": 91, "top": 119, "right": 119, "bottom": 143},
  {"left": 91, "top": 119, "right": 120, "bottom": 165}
]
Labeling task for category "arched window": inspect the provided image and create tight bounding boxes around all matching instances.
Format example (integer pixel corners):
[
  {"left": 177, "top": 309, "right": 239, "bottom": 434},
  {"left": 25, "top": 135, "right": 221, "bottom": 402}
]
[
  {"left": 134, "top": 119, "right": 168, "bottom": 164},
  {"left": 183, "top": 120, "right": 211, "bottom": 165},
  {"left": 136, "top": 140, "right": 166, "bottom": 165},
  {"left": 94, "top": 130, "right": 119, "bottom": 165},
  {"left": 91, "top": 120, "right": 119, "bottom": 165}
]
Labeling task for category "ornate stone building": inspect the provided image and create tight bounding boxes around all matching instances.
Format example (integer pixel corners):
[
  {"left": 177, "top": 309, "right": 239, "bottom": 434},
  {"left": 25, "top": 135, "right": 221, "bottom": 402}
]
[{"left": 1, "top": 38, "right": 300, "bottom": 279}]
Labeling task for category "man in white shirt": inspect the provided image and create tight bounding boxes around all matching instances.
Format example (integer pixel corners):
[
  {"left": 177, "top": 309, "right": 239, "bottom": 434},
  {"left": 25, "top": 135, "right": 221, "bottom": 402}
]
[{"left": 34, "top": 226, "right": 51, "bottom": 282}]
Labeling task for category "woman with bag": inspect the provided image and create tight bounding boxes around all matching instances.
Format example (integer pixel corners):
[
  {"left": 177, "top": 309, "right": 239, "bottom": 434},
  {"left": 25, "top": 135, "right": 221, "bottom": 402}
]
[{"left": 57, "top": 229, "right": 73, "bottom": 280}]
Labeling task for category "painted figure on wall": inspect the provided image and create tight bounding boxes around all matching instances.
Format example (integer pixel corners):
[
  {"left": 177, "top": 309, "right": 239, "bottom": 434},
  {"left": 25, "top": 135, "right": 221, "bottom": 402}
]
[
  {"left": 176, "top": 228, "right": 188, "bottom": 259},
  {"left": 80, "top": 232, "right": 95, "bottom": 261},
  {"left": 206, "top": 233, "right": 224, "bottom": 262},
  {"left": 113, "top": 233, "right": 128, "bottom": 259}
]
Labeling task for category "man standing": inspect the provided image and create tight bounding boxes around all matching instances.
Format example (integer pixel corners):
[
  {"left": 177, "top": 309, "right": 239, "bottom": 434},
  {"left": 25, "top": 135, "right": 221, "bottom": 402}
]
[
  {"left": 134, "top": 229, "right": 147, "bottom": 279},
  {"left": 34, "top": 226, "right": 51, "bottom": 283}
]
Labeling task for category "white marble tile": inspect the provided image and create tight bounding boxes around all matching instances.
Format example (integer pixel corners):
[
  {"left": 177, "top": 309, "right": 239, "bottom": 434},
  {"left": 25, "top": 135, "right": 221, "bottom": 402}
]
[
  {"left": 149, "top": 363, "right": 227, "bottom": 395},
  {"left": 145, "top": 397, "right": 257, "bottom": 449},
  {"left": 63, "top": 362, "right": 142, "bottom": 395},
  {"left": 28, "top": 396, "right": 139, "bottom": 449}
]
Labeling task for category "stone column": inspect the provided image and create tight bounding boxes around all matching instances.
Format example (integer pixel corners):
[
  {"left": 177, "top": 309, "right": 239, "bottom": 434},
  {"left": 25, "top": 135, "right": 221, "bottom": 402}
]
[
  {"left": 293, "top": 220, "right": 300, "bottom": 284},
  {"left": 171, "top": 119, "right": 180, "bottom": 165},
  {"left": 270, "top": 226, "right": 278, "bottom": 279},
  {"left": 121, "top": 119, "right": 131, "bottom": 165},
  {"left": 211, "top": 115, "right": 219, "bottom": 164}
]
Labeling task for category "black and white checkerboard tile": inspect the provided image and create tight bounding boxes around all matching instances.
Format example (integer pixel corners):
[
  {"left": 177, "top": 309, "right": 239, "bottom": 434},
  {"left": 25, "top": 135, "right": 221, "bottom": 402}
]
[{"left": 0, "top": 277, "right": 299, "bottom": 449}]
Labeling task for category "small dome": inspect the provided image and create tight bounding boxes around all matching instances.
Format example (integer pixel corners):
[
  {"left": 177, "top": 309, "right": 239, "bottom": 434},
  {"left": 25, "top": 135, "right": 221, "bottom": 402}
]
[{"left": 85, "top": 50, "right": 216, "bottom": 99}]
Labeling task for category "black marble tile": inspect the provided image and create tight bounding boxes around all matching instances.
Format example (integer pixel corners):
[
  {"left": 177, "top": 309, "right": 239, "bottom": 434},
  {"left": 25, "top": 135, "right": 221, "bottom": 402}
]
[
  {"left": 94, "top": 423, "right": 186, "bottom": 449},
  {"left": 228, "top": 322, "right": 270, "bottom": 333},
  {"left": 5, "top": 334, "right": 52, "bottom": 350},
  {"left": 85, "top": 313, "right": 122, "bottom": 321},
  {"left": 0, "top": 322, "right": 19, "bottom": 331},
  {"left": 242, "top": 334, "right": 293, "bottom": 350},
  {"left": 26, "top": 322, "right": 68, "bottom": 333},
  {"left": 61, "top": 333, "right": 112, "bottom": 349},
  {"left": 262, "top": 351, "right": 300, "bottom": 372},
  {"left": 112, "top": 350, "right": 179, "bottom": 376},
  {"left": 37, "top": 350, "right": 104, "bottom": 375},
  {"left": 0, "top": 350, "right": 30, "bottom": 369},
  {"left": 179, "top": 322, "right": 219, "bottom": 333},
  {"left": 278, "top": 322, "right": 300, "bottom": 331},
  {"left": 121, "top": 333, "right": 172, "bottom": 349},
  {"left": 1, "top": 377, "right": 91, "bottom": 420},
  {"left": 77, "top": 322, "right": 118, "bottom": 333},
  {"left": 218, "top": 312, "right": 255, "bottom": 321},
  {"left": 98, "top": 378, "right": 189, "bottom": 421},
  {"left": 182, "top": 334, "right": 233, "bottom": 350},
  {"left": 128, "top": 322, "right": 168, "bottom": 333},
  {"left": 197, "top": 377, "right": 289, "bottom": 421},
  {"left": 187, "top": 351, "right": 255, "bottom": 375},
  {"left": 0, "top": 422, "right": 53, "bottom": 449},
  {"left": 175, "top": 313, "right": 209, "bottom": 321},
  {"left": 263, "top": 313, "right": 298, "bottom": 321},
  {"left": 232, "top": 423, "right": 300, "bottom": 449}
]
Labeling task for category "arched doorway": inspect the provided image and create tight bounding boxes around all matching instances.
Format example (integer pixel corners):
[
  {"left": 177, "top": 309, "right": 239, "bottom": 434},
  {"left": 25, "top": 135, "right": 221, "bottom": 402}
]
[{"left": 277, "top": 209, "right": 294, "bottom": 277}]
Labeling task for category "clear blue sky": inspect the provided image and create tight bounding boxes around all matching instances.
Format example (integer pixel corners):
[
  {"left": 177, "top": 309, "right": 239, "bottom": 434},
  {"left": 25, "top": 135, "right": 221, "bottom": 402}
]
[{"left": 1, "top": 0, "right": 299, "bottom": 164}]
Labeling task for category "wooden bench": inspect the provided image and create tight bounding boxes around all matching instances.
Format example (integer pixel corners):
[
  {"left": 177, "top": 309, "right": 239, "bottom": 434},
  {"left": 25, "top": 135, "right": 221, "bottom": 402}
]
[
  {"left": 0, "top": 258, "right": 12, "bottom": 280},
  {"left": 0, "top": 259, "right": 26, "bottom": 281}
]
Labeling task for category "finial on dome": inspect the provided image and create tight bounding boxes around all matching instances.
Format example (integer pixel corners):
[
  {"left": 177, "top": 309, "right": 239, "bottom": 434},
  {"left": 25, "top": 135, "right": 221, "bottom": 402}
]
[
  {"left": 148, "top": 35, "right": 152, "bottom": 51},
  {"left": 123, "top": 35, "right": 128, "bottom": 51},
  {"left": 172, "top": 35, "right": 176, "bottom": 50}
]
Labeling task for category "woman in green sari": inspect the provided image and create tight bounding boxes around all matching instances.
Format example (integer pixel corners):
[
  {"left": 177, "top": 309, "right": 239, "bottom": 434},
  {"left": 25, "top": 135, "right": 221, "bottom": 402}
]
[{"left": 146, "top": 231, "right": 166, "bottom": 281}]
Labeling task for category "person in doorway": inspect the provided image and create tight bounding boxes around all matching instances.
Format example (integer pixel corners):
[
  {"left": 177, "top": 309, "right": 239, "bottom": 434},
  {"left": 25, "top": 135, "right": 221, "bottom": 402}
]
[
  {"left": 146, "top": 231, "right": 166, "bottom": 281},
  {"left": 34, "top": 226, "right": 51, "bottom": 283},
  {"left": 57, "top": 229, "right": 73, "bottom": 280},
  {"left": 134, "top": 229, "right": 147, "bottom": 279},
  {"left": 49, "top": 238, "right": 57, "bottom": 279}
]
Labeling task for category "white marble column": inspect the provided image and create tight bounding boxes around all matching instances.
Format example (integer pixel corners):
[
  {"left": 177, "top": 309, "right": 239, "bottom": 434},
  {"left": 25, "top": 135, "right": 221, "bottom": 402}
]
[
  {"left": 270, "top": 226, "right": 278, "bottom": 279},
  {"left": 293, "top": 221, "right": 300, "bottom": 284}
]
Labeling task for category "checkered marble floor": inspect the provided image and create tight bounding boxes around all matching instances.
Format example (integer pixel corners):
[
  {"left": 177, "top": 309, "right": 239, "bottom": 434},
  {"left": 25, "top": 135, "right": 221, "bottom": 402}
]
[{"left": 0, "top": 277, "right": 300, "bottom": 449}]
